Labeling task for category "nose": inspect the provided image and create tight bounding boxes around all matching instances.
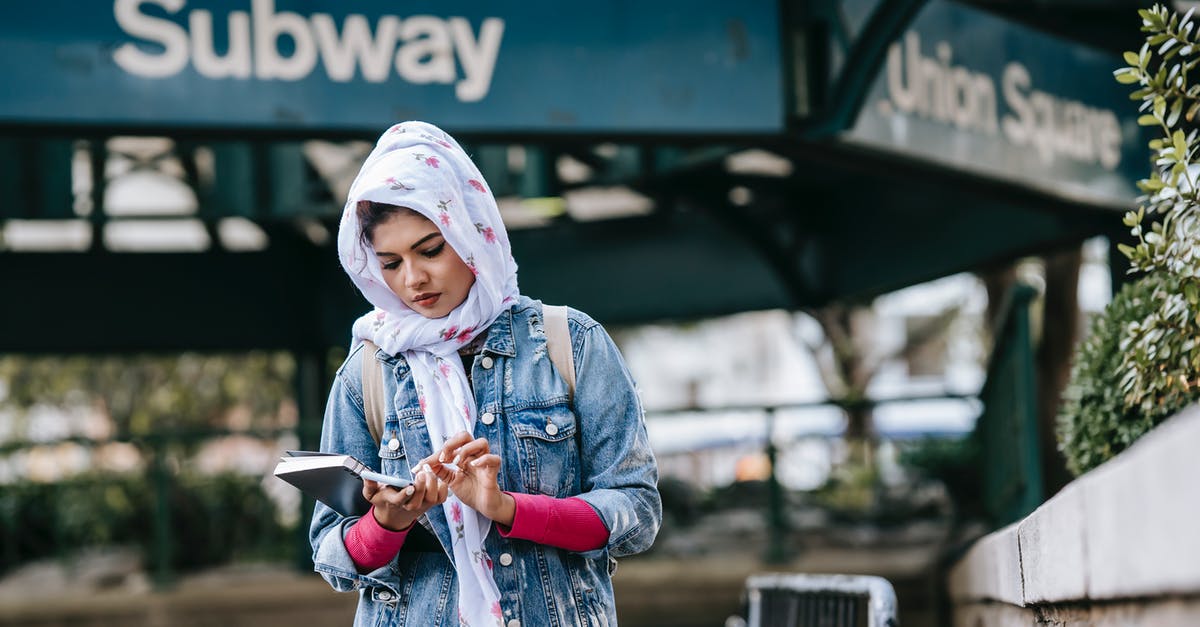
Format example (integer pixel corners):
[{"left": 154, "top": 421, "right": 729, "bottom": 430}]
[{"left": 403, "top": 262, "right": 428, "bottom": 289}]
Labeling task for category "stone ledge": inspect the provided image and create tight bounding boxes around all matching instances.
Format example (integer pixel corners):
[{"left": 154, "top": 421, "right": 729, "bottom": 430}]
[
  {"left": 948, "top": 522, "right": 1023, "bottom": 605},
  {"left": 949, "top": 404, "right": 1200, "bottom": 607}
]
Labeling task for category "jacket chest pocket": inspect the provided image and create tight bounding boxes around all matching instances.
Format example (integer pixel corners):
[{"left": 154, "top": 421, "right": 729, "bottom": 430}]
[
  {"left": 508, "top": 403, "right": 580, "bottom": 497},
  {"left": 376, "top": 417, "right": 409, "bottom": 478}
]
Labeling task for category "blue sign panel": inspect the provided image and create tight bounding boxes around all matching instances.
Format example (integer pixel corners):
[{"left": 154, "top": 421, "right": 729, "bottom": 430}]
[
  {"left": 0, "top": 1, "right": 784, "bottom": 134},
  {"left": 845, "top": 0, "right": 1147, "bottom": 208}
]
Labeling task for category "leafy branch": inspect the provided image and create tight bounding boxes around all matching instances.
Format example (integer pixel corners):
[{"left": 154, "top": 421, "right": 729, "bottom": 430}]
[{"left": 1109, "top": 3, "right": 1200, "bottom": 414}]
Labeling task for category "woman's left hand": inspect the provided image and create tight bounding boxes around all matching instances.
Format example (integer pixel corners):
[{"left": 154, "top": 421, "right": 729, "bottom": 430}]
[{"left": 419, "top": 431, "right": 515, "bottom": 526}]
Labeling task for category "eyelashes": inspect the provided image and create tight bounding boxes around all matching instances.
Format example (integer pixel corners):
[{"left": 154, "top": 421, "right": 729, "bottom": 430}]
[{"left": 379, "top": 242, "right": 446, "bottom": 271}]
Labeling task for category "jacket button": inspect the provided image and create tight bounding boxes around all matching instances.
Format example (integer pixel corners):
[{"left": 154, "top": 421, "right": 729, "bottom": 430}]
[
  {"left": 387, "top": 438, "right": 400, "bottom": 451},
  {"left": 377, "top": 590, "right": 393, "bottom": 601},
  {"left": 481, "top": 356, "right": 495, "bottom": 369},
  {"left": 544, "top": 423, "right": 559, "bottom": 436},
  {"left": 499, "top": 552, "right": 513, "bottom": 566},
  {"left": 480, "top": 412, "right": 495, "bottom": 425}
]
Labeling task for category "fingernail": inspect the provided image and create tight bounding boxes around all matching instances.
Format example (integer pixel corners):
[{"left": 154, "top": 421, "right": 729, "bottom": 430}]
[
  {"left": 438, "top": 451, "right": 446, "bottom": 463},
  {"left": 452, "top": 455, "right": 462, "bottom": 467},
  {"left": 405, "top": 486, "right": 415, "bottom": 496}
]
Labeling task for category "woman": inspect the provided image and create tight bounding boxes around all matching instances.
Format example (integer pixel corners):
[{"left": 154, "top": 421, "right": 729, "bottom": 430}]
[{"left": 309, "top": 121, "right": 662, "bottom": 627}]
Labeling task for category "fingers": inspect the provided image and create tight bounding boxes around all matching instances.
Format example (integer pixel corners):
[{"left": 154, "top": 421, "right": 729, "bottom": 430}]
[
  {"left": 468, "top": 453, "right": 501, "bottom": 472},
  {"left": 362, "top": 478, "right": 381, "bottom": 501}
]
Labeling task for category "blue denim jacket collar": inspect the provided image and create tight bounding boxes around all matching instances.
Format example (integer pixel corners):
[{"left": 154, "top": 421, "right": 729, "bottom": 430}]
[{"left": 480, "top": 306, "right": 516, "bottom": 357}]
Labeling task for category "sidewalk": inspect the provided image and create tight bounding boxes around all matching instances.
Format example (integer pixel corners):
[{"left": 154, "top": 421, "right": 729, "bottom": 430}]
[{"left": 0, "top": 543, "right": 942, "bottom": 627}]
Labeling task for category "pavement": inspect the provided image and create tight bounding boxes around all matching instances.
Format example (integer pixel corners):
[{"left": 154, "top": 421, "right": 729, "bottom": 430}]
[{"left": 0, "top": 542, "right": 944, "bottom": 627}]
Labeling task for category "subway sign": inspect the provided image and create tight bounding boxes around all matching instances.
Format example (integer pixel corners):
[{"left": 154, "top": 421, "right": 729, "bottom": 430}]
[
  {"left": 846, "top": 0, "right": 1147, "bottom": 208},
  {"left": 0, "top": 1, "right": 784, "bottom": 133}
]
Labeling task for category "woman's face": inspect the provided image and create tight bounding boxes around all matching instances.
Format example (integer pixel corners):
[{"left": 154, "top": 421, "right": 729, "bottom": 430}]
[{"left": 371, "top": 210, "right": 476, "bottom": 319}]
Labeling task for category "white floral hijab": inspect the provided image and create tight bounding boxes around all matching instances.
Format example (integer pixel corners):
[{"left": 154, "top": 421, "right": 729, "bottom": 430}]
[{"left": 337, "top": 121, "right": 516, "bottom": 627}]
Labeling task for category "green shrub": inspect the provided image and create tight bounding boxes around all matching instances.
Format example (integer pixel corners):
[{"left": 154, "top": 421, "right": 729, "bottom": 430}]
[
  {"left": 1056, "top": 273, "right": 1200, "bottom": 475},
  {"left": 0, "top": 471, "right": 294, "bottom": 576}
]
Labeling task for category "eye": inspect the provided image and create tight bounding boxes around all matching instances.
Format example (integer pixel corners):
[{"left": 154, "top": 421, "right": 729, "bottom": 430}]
[
  {"left": 421, "top": 242, "right": 445, "bottom": 259},
  {"left": 381, "top": 259, "right": 400, "bottom": 271}
]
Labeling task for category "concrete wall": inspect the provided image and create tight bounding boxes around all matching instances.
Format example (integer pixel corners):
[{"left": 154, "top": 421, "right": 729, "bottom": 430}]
[{"left": 948, "top": 405, "right": 1200, "bottom": 625}]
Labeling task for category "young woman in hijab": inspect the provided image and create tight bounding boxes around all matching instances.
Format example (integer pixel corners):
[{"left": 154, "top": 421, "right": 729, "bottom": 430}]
[{"left": 309, "top": 121, "right": 662, "bottom": 627}]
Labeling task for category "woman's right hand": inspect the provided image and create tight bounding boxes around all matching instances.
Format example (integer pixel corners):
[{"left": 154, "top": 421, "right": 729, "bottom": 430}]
[{"left": 363, "top": 470, "right": 447, "bottom": 532}]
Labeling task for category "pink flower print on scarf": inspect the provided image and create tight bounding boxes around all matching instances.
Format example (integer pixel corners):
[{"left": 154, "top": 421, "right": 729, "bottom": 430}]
[
  {"left": 474, "top": 223, "right": 497, "bottom": 243},
  {"left": 387, "top": 124, "right": 405, "bottom": 134},
  {"left": 456, "top": 327, "right": 474, "bottom": 343},
  {"left": 438, "top": 360, "right": 452, "bottom": 379},
  {"left": 371, "top": 310, "right": 387, "bottom": 331},
  {"left": 465, "top": 255, "right": 479, "bottom": 276},
  {"left": 491, "top": 601, "right": 502, "bottom": 619},
  {"left": 450, "top": 501, "right": 463, "bottom": 523},
  {"left": 467, "top": 179, "right": 487, "bottom": 193},
  {"left": 442, "top": 325, "right": 459, "bottom": 341},
  {"left": 425, "top": 156, "right": 440, "bottom": 168},
  {"left": 436, "top": 200, "right": 453, "bottom": 226}
]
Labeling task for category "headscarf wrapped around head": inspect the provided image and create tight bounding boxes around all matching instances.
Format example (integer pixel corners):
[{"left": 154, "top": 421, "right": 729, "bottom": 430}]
[
  {"left": 338, "top": 120, "right": 519, "bottom": 357},
  {"left": 337, "top": 121, "right": 515, "bottom": 627}
]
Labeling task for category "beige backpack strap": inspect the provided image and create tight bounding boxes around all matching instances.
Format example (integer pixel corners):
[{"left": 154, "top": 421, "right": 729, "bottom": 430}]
[
  {"left": 360, "top": 340, "right": 386, "bottom": 445},
  {"left": 543, "top": 304, "right": 576, "bottom": 402}
]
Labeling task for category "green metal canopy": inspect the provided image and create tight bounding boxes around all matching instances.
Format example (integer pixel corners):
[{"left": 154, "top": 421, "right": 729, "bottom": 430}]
[{"left": 0, "top": 0, "right": 1149, "bottom": 353}]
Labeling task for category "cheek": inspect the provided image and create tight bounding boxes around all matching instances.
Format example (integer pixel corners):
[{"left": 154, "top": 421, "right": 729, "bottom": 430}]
[{"left": 382, "top": 271, "right": 404, "bottom": 295}]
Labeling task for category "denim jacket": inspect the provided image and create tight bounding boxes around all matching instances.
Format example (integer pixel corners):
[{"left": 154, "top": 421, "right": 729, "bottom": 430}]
[{"left": 309, "top": 296, "right": 662, "bottom": 627}]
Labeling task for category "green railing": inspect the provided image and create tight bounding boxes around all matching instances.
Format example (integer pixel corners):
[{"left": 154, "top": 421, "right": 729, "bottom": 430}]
[{"left": 975, "top": 283, "right": 1043, "bottom": 527}]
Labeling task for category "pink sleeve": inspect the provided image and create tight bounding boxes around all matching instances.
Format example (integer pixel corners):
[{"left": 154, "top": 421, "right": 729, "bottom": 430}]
[
  {"left": 496, "top": 492, "right": 610, "bottom": 552},
  {"left": 345, "top": 506, "right": 411, "bottom": 572}
]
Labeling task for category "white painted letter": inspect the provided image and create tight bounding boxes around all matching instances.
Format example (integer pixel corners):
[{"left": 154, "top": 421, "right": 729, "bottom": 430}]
[
  {"left": 886, "top": 37, "right": 916, "bottom": 112},
  {"left": 253, "top": 0, "right": 317, "bottom": 81},
  {"left": 311, "top": 13, "right": 400, "bottom": 83},
  {"left": 1096, "top": 111, "right": 1122, "bottom": 170},
  {"left": 449, "top": 17, "right": 504, "bottom": 102},
  {"left": 190, "top": 9, "right": 252, "bottom": 79},
  {"left": 395, "top": 16, "right": 456, "bottom": 85},
  {"left": 1001, "top": 62, "right": 1032, "bottom": 146},
  {"left": 113, "top": 0, "right": 189, "bottom": 78}
]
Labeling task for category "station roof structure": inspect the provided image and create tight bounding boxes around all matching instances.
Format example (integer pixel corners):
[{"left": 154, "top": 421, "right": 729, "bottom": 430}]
[{"left": 0, "top": 0, "right": 1153, "bottom": 353}]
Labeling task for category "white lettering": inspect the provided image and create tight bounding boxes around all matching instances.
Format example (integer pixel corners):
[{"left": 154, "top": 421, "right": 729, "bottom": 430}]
[
  {"left": 884, "top": 33, "right": 997, "bottom": 134},
  {"left": 1001, "top": 61, "right": 1122, "bottom": 169},
  {"left": 450, "top": 17, "right": 505, "bottom": 103},
  {"left": 189, "top": 9, "right": 252, "bottom": 79},
  {"left": 113, "top": 0, "right": 189, "bottom": 78},
  {"left": 252, "top": 0, "right": 317, "bottom": 81},
  {"left": 311, "top": 13, "right": 399, "bottom": 83},
  {"left": 396, "top": 16, "right": 456, "bottom": 85},
  {"left": 884, "top": 34, "right": 1122, "bottom": 171},
  {"left": 110, "top": 1, "right": 506, "bottom": 102},
  {"left": 1001, "top": 62, "right": 1032, "bottom": 145},
  {"left": 1095, "top": 112, "right": 1122, "bottom": 170}
]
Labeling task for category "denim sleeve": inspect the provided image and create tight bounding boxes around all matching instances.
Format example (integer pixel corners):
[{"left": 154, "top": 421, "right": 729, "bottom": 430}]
[
  {"left": 569, "top": 317, "right": 663, "bottom": 559},
  {"left": 308, "top": 351, "right": 402, "bottom": 594}
]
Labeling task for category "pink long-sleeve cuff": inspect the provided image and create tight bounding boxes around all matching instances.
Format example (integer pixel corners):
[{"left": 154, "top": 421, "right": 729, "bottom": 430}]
[
  {"left": 496, "top": 492, "right": 609, "bottom": 552},
  {"left": 345, "top": 506, "right": 411, "bottom": 572}
]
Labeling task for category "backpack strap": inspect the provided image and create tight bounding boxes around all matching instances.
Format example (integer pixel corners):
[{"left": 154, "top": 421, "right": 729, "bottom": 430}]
[
  {"left": 542, "top": 304, "right": 576, "bottom": 402},
  {"left": 360, "top": 340, "right": 386, "bottom": 445}
]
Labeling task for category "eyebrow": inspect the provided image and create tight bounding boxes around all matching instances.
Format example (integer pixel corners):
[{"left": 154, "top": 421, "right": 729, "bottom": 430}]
[{"left": 375, "top": 233, "right": 441, "bottom": 257}]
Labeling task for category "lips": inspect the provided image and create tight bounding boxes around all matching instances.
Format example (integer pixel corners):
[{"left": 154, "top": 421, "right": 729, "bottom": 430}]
[{"left": 412, "top": 293, "right": 441, "bottom": 308}]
